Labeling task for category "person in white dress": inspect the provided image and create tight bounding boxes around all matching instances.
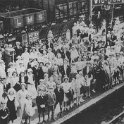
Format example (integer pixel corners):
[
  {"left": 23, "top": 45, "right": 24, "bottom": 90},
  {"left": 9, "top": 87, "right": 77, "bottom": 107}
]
[
  {"left": 24, "top": 93, "right": 35, "bottom": 124},
  {"left": 61, "top": 76, "right": 71, "bottom": 110},
  {"left": 16, "top": 83, "right": 28, "bottom": 123},
  {"left": 21, "top": 47, "right": 30, "bottom": 68},
  {"left": 26, "top": 68, "right": 37, "bottom": 99},
  {"left": 47, "top": 76, "right": 56, "bottom": 90},
  {"left": 0, "top": 60, "right": 6, "bottom": 79},
  {"left": 7, "top": 63, "right": 16, "bottom": 77}
]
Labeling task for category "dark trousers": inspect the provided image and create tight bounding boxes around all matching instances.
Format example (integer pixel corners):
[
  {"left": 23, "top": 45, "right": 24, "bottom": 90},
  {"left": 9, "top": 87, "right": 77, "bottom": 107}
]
[{"left": 48, "top": 105, "right": 54, "bottom": 120}]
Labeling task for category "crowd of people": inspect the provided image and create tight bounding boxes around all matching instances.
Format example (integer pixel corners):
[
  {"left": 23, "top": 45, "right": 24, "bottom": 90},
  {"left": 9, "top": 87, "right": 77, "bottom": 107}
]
[{"left": 0, "top": 17, "right": 124, "bottom": 124}]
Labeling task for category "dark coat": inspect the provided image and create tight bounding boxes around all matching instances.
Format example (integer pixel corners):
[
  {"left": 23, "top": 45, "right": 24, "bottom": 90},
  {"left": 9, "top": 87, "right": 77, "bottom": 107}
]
[
  {"left": 0, "top": 107, "right": 9, "bottom": 124},
  {"left": 36, "top": 95, "right": 48, "bottom": 113},
  {"left": 54, "top": 87, "right": 64, "bottom": 103},
  {"left": 14, "top": 46, "right": 23, "bottom": 58}
]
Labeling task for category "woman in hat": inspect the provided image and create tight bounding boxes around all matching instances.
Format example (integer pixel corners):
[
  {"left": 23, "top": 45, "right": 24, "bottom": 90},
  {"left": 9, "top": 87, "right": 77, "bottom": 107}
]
[
  {"left": 16, "top": 83, "right": 28, "bottom": 123},
  {"left": 70, "top": 46, "right": 79, "bottom": 63},
  {"left": 29, "top": 47, "right": 37, "bottom": 60},
  {"left": 47, "top": 48, "right": 55, "bottom": 61},
  {"left": 7, "top": 62, "right": 16, "bottom": 77},
  {"left": 24, "top": 93, "right": 35, "bottom": 124},
  {"left": 14, "top": 42, "right": 23, "bottom": 60},
  {"left": 7, "top": 88, "right": 17, "bottom": 124},
  {"left": 19, "top": 71, "right": 27, "bottom": 84},
  {"left": 61, "top": 76, "right": 71, "bottom": 111},
  {"left": 0, "top": 99, "right": 9, "bottom": 124},
  {"left": 26, "top": 68, "right": 37, "bottom": 99},
  {"left": 10, "top": 71, "right": 21, "bottom": 92}
]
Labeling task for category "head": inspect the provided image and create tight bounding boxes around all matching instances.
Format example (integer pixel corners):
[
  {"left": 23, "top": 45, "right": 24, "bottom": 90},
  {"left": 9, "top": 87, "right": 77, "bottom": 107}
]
[
  {"left": 12, "top": 72, "right": 18, "bottom": 77},
  {"left": 16, "top": 42, "right": 20, "bottom": 46},
  {"left": 26, "top": 94, "right": 32, "bottom": 100},
  {"left": 19, "top": 62, "right": 24, "bottom": 67},
  {"left": 24, "top": 47, "right": 28, "bottom": 52},
  {"left": 64, "top": 77, "right": 69, "bottom": 83},
  {"left": 39, "top": 79, "right": 45, "bottom": 85},
  {"left": 48, "top": 48, "right": 52, "bottom": 53},
  {"left": 39, "top": 62, "right": 44, "bottom": 67},
  {"left": 20, "top": 72, "right": 25, "bottom": 77},
  {"left": 27, "top": 69, "right": 33, "bottom": 75},
  {"left": 1, "top": 100, "right": 6, "bottom": 108},
  {"left": 71, "top": 77, "right": 76, "bottom": 82},
  {"left": 8, "top": 89, "right": 15, "bottom": 96}
]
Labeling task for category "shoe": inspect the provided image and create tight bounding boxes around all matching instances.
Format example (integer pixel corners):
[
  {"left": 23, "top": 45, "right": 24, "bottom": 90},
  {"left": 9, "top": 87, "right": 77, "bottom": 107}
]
[
  {"left": 80, "top": 99, "right": 85, "bottom": 103},
  {"left": 92, "top": 89, "right": 96, "bottom": 93}
]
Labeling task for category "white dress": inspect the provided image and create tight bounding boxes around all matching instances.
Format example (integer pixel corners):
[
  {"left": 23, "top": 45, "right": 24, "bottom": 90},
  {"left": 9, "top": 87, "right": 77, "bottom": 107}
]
[
  {"left": 21, "top": 52, "right": 30, "bottom": 68},
  {"left": 61, "top": 82, "right": 71, "bottom": 102},
  {"left": 0, "top": 83, "right": 3, "bottom": 102},
  {"left": 0, "top": 64, "right": 6, "bottom": 78},
  {"left": 17, "top": 89, "right": 28, "bottom": 115},
  {"left": 25, "top": 99, "right": 35, "bottom": 117},
  {"left": 27, "top": 75, "right": 37, "bottom": 99}
]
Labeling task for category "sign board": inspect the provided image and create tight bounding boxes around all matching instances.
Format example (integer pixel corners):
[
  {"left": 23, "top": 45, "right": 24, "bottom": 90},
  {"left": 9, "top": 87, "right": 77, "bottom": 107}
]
[
  {"left": 25, "top": 14, "right": 34, "bottom": 25},
  {"left": 8, "top": 36, "right": 16, "bottom": 42},
  {"left": 55, "top": 4, "right": 68, "bottom": 19},
  {"left": 12, "top": 16, "right": 23, "bottom": 28},
  {"left": 28, "top": 31, "right": 39, "bottom": 44},
  {"left": 92, "top": 0, "right": 123, "bottom": 6},
  {"left": 36, "top": 10, "right": 47, "bottom": 23}
]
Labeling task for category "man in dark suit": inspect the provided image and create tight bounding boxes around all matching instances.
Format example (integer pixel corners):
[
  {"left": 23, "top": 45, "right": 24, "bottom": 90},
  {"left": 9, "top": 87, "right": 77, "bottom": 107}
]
[{"left": 54, "top": 82, "right": 64, "bottom": 116}]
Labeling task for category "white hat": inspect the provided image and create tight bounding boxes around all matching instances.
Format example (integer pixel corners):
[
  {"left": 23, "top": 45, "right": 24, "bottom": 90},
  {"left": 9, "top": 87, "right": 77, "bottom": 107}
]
[
  {"left": 17, "top": 56, "right": 22, "bottom": 59},
  {"left": 27, "top": 68, "right": 33, "bottom": 73},
  {"left": 8, "top": 88, "right": 15, "bottom": 95},
  {"left": 21, "top": 83, "right": 26, "bottom": 86}
]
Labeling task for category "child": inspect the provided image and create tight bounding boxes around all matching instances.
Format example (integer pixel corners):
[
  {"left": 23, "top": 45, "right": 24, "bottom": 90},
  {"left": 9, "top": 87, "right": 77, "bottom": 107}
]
[
  {"left": 0, "top": 99, "right": 9, "bottom": 124},
  {"left": 54, "top": 82, "right": 64, "bottom": 117},
  {"left": 36, "top": 88, "right": 48, "bottom": 123},
  {"left": 47, "top": 85, "right": 56, "bottom": 121},
  {"left": 16, "top": 83, "right": 28, "bottom": 123},
  {"left": 61, "top": 76, "right": 71, "bottom": 110},
  {"left": 7, "top": 88, "right": 17, "bottom": 124},
  {"left": 24, "top": 93, "right": 35, "bottom": 124}
]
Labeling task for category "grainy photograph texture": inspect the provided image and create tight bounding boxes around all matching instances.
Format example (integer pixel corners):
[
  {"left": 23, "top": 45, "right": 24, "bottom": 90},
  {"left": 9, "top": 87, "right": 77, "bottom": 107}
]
[{"left": 0, "top": 0, "right": 124, "bottom": 124}]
